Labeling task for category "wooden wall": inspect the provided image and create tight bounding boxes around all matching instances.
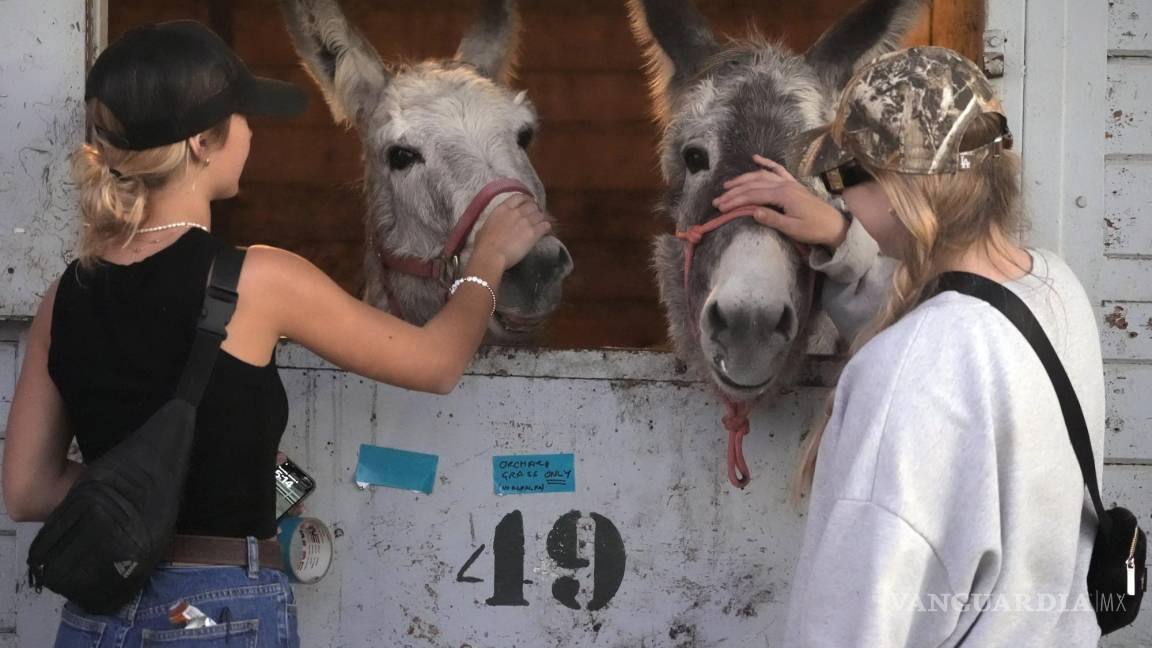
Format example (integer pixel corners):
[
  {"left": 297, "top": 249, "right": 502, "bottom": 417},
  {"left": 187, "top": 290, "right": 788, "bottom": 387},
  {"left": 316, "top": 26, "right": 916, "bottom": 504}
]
[{"left": 108, "top": 0, "right": 984, "bottom": 350}]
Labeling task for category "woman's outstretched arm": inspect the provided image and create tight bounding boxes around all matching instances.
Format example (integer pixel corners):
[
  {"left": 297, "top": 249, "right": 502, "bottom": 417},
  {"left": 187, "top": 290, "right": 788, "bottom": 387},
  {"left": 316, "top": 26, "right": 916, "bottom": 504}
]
[{"left": 245, "top": 194, "right": 550, "bottom": 394}]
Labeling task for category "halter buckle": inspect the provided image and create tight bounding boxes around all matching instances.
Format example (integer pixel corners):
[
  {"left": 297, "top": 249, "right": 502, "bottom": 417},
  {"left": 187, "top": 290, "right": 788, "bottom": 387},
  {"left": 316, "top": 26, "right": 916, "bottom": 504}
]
[{"left": 442, "top": 255, "right": 461, "bottom": 284}]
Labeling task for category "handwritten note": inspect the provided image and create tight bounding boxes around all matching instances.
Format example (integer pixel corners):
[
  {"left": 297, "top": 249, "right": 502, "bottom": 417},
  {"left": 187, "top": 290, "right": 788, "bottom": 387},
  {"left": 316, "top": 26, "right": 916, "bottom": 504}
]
[{"left": 492, "top": 454, "right": 575, "bottom": 495}]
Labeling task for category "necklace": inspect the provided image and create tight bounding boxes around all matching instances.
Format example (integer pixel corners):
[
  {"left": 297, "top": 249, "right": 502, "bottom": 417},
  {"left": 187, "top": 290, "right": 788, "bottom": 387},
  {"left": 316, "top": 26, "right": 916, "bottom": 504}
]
[{"left": 137, "top": 221, "right": 209, "bottom": 234}]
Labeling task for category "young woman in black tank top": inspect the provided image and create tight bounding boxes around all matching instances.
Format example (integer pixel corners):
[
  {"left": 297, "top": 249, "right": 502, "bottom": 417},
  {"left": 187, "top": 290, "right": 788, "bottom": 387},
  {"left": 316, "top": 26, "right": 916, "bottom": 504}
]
[{"left": 3, "top": 20, "right": 549, "bottom": 648}]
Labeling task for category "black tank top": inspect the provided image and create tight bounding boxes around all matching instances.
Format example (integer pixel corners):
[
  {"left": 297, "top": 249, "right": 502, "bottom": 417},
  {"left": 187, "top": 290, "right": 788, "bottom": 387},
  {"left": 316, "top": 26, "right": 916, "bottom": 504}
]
[{"left": 47, "top": 228, "right": 288, "bottom": 539}]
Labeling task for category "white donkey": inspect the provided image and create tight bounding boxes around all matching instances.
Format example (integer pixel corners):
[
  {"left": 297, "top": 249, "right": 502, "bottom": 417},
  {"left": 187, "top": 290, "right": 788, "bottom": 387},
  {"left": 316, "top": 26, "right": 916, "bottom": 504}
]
[{"left": 280, "top": 0, "right": 573, "bottom": 341}]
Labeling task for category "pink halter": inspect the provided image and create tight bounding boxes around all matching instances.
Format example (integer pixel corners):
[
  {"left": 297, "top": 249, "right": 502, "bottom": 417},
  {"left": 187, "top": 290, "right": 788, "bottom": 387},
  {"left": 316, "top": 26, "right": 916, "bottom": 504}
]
[
  {"left": 676, "top": 206, "right": 818, "bottom": 489},
  {"left": 374, "top": 178, "right": 534, "bottom": 318}
]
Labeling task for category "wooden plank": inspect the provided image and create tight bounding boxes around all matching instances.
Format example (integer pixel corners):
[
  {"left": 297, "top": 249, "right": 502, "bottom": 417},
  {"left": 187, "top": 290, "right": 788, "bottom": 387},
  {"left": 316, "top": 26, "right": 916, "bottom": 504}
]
[
  {"left": 108, "top": 0, "right": 210, "bottom": 40},
  {"left": 233, "top": 4, "right": 472, "bottom": 68},
  {"left": 562, "top": 239, "right": 660, "bottom": 302},
  {"left": 1106, "top": 58, "right": 1152, "bottom": 155},
  {"left": 930, "top": 0, "right": 987, "bottom": 63},
  {"left": 1109, "top": 0, "right": 1152, "bottom": 53},
  {"left": 1100, "top": 301, "right": 1152, "bottom": 361},
  {"left": 519, "top": 71, "right": 651, "bottom": 124},
  {"left": 242, "top": 124, "right": 364, "bottom": 186},
  {"left": 1105, "top": 364, "right": 1152, "bottom": 460},
  {"left": 1104, "top": 158, "right": 1152, "bottom": 257},
  {"left": 536, "top": 299, "right": 668, "bottom": 350},
  {"left": 545, "top": 189, "right": 664, "bottom": 242},
  {"left": 228, "top": 183, "right": 364, "bottom": 242},
  {"left": 532, "top": 124, "right": 662, "bottom": 191}
]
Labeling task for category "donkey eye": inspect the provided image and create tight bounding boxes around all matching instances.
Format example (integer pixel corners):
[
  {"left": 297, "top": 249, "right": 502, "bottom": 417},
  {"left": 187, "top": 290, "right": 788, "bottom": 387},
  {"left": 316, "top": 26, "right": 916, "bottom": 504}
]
[
  {"left": 516, "top": 128, "right": 535, "bottom": 149},
  {"left": 387, "top": 146, "right": 423, "bottom": 171},
  {"left": 683, "top": 146, "right": 710, "bottom": 174}
]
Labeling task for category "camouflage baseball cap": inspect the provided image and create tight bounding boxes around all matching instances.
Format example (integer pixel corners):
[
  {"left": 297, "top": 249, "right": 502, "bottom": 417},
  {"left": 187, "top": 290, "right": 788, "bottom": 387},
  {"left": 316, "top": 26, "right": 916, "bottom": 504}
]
[{"left": 789, "top": 46, "right": 1011, "bottom": 178}]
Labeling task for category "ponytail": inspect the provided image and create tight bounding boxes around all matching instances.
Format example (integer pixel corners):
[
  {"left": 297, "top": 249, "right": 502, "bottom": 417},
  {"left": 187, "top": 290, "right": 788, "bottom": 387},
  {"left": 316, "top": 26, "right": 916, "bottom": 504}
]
[{"left": 72, "top": 100, "right": 229, "bottom": 268}]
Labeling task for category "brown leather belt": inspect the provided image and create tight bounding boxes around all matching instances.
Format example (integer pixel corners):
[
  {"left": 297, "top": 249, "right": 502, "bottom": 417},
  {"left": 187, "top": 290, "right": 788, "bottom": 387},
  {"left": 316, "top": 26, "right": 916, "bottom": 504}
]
[{"left": 166, "top": 534, "right": 283, "bottom": 572}]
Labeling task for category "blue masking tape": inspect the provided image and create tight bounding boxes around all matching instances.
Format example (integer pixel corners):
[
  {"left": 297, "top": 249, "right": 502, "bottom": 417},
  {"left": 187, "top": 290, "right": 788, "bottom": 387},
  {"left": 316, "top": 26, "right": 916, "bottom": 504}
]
[
  {"left": 355, "top": 444, "right": 438, "bottom": 494},
  {"left": 492, "top": 453, "right": 575, "bottom": 495}
]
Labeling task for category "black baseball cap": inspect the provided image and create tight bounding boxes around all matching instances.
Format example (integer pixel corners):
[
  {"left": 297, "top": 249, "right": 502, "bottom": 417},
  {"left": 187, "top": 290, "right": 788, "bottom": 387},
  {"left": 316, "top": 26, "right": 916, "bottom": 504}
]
[{"left": 85, "top": 20, "right": 307, "bottom": 150}]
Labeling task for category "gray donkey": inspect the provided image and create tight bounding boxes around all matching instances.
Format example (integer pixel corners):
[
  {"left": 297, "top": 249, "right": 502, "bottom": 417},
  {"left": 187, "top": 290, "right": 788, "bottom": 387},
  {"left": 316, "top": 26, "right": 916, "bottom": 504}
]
[
  {"left": 280, "top": 0, "right": 572, "bottom": 341},
  {"left": 630, "top": 0, "right": 925, "bottom": 401}
]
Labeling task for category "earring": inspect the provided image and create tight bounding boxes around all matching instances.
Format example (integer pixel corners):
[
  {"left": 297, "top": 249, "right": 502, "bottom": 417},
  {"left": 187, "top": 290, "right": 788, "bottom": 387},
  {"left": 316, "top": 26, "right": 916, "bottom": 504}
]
[{"left": 204, "top": 157, "right": 212, "bottom": 167}]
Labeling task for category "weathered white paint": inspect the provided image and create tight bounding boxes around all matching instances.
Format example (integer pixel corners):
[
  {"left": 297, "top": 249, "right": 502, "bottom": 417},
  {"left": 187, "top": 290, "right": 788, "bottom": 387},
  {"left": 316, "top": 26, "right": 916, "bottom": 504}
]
[
  {"left": 0, "top": 0, "right": 86, "bottom": 319},
  {"left": 1021, "top": 0, "right": 1108, "bottom": 299},
  {"left": 10, "top": 342, "right": 1150, "bottom": 647},
  {"left": 1109, "top": 0, "right": 1152, "bottom": 54},
  {"left": 1106, "top": 365, "right": 1152, "bottom": 460},
  {"left": 1101, "top": 301, "right": 1152, "bottom": 360},
  {"left": 0, "top": 0, "right": 1149, "bottom": 646},
  {"left": 1105, "top": 159, "right": 1152, "bottom": 256},
  {"left": 1106, "top": 59, "right": 1152, "bottom": 156},
  {"left": 1100, "top": 2, "right": 1152, "bottom": 643}
]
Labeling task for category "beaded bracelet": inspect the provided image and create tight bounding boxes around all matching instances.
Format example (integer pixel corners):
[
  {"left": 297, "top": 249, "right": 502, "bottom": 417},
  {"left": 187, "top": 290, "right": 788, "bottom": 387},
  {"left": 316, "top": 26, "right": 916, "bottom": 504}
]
[{"left": 449, "top": 275, "right": 497, "bottom": 317}]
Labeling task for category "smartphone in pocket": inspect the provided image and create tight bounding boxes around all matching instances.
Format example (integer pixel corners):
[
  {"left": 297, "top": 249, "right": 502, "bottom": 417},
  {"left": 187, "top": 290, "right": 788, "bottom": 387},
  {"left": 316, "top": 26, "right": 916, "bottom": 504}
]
[{"left": 274, "top": 457, "right": 316, "bottom": 521}]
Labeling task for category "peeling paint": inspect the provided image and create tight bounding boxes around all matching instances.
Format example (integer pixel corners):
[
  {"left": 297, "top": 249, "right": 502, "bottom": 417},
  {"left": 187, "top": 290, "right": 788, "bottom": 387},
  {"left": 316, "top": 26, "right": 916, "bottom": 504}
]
[{"left": 1104, "top": 305, "right": 1129, "bottom": 330}]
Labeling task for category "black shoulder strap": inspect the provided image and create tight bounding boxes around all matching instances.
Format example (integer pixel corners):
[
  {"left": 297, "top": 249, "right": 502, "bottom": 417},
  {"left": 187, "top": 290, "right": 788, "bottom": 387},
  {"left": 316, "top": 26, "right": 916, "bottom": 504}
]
[
  {"left": 932, "top": 271, "right": 1112, "bottom": 536},
  {"left": 174, "top": 246, "right": 246, "bottom": 405}
]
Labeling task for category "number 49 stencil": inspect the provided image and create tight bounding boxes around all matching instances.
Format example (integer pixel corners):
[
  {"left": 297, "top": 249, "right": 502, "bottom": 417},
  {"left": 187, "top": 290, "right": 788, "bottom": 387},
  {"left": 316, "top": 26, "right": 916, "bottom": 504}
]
[{"left": 456, "top": 510, "right": 626, "bottom": 611}]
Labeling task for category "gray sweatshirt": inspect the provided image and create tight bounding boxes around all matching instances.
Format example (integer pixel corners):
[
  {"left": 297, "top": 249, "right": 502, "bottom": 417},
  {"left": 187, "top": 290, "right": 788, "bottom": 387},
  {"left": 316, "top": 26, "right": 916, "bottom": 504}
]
[{"left": 783, "top": 217, "right": 1106, "bottom": 647}]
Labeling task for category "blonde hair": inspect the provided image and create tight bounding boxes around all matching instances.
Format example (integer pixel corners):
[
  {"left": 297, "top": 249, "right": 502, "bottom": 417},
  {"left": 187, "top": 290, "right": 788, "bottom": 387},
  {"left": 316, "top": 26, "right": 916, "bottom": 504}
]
[
  {"left": 791, "top": 113, "right": 1029, "bottom": 505},
  {"left": 72, "top": 99, "right": 230, "bottom": 268}
]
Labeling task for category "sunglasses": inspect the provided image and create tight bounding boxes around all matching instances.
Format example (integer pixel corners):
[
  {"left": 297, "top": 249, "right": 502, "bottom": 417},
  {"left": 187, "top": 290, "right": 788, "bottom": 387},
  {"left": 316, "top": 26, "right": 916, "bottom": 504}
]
[{"left": 819, "top": 159, "right": 874, "bottom": 195}]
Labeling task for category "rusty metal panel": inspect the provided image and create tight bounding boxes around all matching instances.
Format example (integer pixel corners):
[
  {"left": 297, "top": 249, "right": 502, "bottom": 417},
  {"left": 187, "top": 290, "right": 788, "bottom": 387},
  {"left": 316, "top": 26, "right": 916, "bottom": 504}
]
[
  {"left": 1109, "top": 0, "right": 1152, "bottom": 52},
  {"left": 277, "top": 345, "right": 814, "bottom": 647},
  {"left": 265, "top": 344, "right": 1152, "bottom": 647},
  {"left": 1106, "top": 59, "right": 1152, "bottom": 155},
  {"left": 1101, "top": 301, "right": 1152, "bottom": 360},
  {"left": 1105, "top": 365, "right": 1152, "bottom": 460},
  {"left": 1105, "top": 159, "right": 1152, "bottom": 256},
  {"left": 0, "top": 0, "right": 86, "bottom": 319}
]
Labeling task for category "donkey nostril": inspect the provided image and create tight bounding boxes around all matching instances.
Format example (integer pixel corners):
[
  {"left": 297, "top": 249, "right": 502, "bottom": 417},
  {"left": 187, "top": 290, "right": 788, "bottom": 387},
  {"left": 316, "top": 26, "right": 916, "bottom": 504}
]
[
  {"left": 775, "top": 305, "right": 794, "bottom": 339},
  {"left": 707, "top": 302, "right": 728, "bottom": 333},
  {"left": 556, "top": 245, "right": 572, "bottom": 269}
]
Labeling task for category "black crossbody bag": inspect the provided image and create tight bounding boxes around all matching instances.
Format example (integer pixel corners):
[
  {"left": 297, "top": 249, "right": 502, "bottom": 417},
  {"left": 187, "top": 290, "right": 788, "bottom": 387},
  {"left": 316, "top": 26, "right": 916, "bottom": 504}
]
[
  {"left": 27, "top": 246, "right": 245, "bottom": 614},
  {"left": 932, "top": 271, "right": 1146, "bottom": 634}
]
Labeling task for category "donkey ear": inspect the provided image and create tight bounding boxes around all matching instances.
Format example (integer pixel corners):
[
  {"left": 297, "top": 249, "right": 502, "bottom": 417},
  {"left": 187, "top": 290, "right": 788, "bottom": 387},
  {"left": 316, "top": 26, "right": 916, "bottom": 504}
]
[
  {"left": 455, "top": 0, "right": 522, "bottom": 84},
  {"left": 627, "top": 0, "right": 719, "bottom": 121},
  {"left": 804, "top": 0, "right": 928, "bottom": 90},
  {"left": 279, "top": 0, "right": 391, "bottom": 128}
]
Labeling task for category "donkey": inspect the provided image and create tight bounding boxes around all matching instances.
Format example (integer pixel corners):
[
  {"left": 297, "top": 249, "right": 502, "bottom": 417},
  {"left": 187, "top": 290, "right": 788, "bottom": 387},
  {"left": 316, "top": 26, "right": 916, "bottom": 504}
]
[
  {"left": 280, "top": 0, "right": 572, "bottom": 341},
  {"left": 630, "top": 0, "right": 925, "bottom": 401}
]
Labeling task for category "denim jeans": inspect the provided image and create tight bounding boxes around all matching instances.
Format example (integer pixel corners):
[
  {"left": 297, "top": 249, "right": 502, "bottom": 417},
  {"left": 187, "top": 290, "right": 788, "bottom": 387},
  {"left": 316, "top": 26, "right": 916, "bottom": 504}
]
[{"left": 53, "top": 537, "right": 299, "bottom": 647}]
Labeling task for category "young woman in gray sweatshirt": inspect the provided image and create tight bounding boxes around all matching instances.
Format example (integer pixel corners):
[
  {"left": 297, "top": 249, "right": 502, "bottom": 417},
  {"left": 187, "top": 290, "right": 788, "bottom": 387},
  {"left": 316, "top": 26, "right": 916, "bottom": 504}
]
[{"left": 713, "top": 47, "right": 1105, "bottom": 646}]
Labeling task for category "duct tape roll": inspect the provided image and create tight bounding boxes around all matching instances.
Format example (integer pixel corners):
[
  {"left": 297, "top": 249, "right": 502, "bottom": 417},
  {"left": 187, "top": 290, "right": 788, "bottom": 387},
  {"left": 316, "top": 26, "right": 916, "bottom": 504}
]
[{"left": 277, "top": 516, "right": 334, "bottom": 584}]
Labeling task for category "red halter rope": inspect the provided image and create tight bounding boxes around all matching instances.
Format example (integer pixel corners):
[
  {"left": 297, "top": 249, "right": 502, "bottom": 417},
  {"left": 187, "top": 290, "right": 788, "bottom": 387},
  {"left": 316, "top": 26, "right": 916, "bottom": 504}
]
[
  {"left": 374, "top": 178, "right": 535, "bottom": 318},
  {"left": 676, "top": 206, "right": 817, "bottom": 489}
]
